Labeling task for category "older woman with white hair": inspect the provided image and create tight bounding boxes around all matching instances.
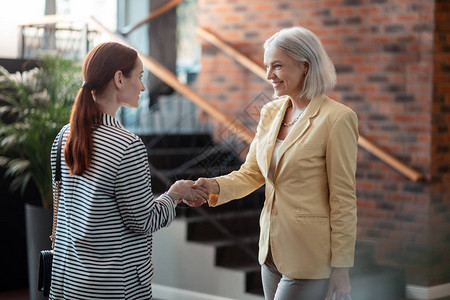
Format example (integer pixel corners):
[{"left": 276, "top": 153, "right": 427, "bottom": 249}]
[{"left": 195, "top": 27, "right": 358, "bottom": 300}]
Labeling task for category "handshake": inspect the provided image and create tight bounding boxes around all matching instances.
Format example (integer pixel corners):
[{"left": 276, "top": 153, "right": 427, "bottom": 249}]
[{"left": 166, "top": 177, "right": 220, "bottom": 207}]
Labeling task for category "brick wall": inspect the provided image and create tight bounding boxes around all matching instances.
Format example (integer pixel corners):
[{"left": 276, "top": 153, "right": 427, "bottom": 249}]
[
  {"left": 197, "top": 0, "right": 448, "bottom": 287},
  {"left": 430, "top": 0, "right": 450, "bottom": 287}
]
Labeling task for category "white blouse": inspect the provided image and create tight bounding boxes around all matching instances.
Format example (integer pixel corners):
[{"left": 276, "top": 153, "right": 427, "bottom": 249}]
[{"left": 268, "top": 138, "right": 284, "bottom": 181}]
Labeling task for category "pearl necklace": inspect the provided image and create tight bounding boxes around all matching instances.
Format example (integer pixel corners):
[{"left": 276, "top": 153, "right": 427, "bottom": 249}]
[{"left": 282, "top": 105, "right": 305, "bottom": 127}]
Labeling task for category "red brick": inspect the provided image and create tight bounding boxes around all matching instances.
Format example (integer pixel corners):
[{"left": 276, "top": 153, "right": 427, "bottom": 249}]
[
  {"left": 369, "top": 15, "right": 392, "bottom": 23},
  {"left": 321, "top": 0, "right": 342, "bottom": 6},
  {"left": 370, "top": 36, "right": 392, "bottom": 44},
  {"left": 223, "top": 14, "right": 243, "bottom": 22},
  {"left": 356, "top": 85, "right": 379, "bottom": 93},
  {"left": 291, "top": 0, "right": 318, "bottom": 9},
  {"left": 253, "top": 3, "right": 274, "bottom": 11},
  {"left": 333, "top": 7, "right": 355, "bottom": 17},
  {"left": 369, "top": 95, "right": 392, "bottom": 103},
  {"left": 359, "top": 5, "right": 381, "bottom": 16},
  {"left": 211, "top": 5, "right": 231, "bottom": 13},
  {"left": 396, "top": 14, "right": 420, "bottom": 23}
]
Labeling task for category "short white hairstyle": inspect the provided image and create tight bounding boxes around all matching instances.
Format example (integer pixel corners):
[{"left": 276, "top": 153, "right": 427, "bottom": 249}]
[{"left": 263, "top": 27, "right": 336, "bottom": 100}]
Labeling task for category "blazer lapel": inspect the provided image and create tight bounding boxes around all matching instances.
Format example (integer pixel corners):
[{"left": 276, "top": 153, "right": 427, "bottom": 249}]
[
  {"left": 275, "top": 95, "right": 325, "bottom": 168},
  {"left": 261, "top": 97, "right": 291, "bottom": 179}
]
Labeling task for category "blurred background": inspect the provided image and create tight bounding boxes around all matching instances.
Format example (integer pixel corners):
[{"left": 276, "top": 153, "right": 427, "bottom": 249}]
[{"left": 0, "top": 0, "right": 449, "bottom": 300}]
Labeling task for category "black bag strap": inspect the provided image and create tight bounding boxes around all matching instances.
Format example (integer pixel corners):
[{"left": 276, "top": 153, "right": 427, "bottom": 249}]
[
  {"left": 55, "top": 126, "right": 68, "bottom": 182},
  {"left": 50, "top": 126, "right": 68, "bottom": 249}
]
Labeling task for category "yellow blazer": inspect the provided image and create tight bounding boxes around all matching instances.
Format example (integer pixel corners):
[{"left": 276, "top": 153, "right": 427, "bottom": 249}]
[{"left": 210, "top": 95, "right": 358, "bottom": 279}]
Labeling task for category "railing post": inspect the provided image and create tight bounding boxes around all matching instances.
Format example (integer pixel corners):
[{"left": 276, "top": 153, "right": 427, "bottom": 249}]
[
  {"left": 18, "top": 25, "right": 25, "bottom": 59},
  {"left": 81, "top": 23, "right": 89, "bottom": 59}
]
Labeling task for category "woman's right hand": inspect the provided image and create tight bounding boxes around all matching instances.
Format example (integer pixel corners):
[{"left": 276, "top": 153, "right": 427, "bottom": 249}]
[{"left": 194, "top": 178, "right": 220, "bottom": 195}]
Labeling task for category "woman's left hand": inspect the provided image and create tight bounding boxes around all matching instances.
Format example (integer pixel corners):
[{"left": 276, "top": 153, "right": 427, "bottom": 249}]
[{"left": 324, "top": 267, "right": 351, "bottom": 300}]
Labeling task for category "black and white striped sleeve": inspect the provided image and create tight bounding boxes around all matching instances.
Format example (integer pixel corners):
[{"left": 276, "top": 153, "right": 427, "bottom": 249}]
[{"left": 115, "top": 137, "right": 176, "bottom": 234}]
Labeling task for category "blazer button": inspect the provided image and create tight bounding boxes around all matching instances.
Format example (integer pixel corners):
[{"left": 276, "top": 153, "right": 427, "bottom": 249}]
[{"left": 272, "top": 209, "right": 278, "bottom": 216}]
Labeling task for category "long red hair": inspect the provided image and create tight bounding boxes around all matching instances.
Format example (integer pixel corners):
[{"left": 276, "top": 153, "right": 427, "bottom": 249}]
[{"left": 64, "top": 42, "right": 138, "bottom": 175}]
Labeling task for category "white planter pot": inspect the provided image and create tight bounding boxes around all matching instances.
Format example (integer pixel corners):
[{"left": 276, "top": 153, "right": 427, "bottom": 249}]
[{"left": 25, "top": 203, "right": 52, "bottom": 300}]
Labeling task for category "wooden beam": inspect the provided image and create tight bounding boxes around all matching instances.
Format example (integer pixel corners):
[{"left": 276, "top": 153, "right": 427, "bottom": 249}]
[
  {"left": 358, "top": 136, "right": 423, "bottom": 182},
  {"left": 89, "top": 17, "right": 254, "bottom": 144},
  {"left": 196, "top": 27, "right": 267, "bottom": 81},
  {"left": 120, "top": 0, "right": 185, "bottom": 37},
  {"left": 196, "top": 26, "right": 424, "bottom": 182}
]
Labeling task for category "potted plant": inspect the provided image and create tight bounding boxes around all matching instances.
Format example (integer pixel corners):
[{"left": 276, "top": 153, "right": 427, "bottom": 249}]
[
  {"left": 0, "top": 56, "right": 81, "bottom": 299},
  {"left": 0, "top": 56, "right": 81, "bottom": 208}
]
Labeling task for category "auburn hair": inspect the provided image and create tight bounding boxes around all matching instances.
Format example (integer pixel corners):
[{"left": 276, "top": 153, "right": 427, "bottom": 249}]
[{"left": 64, "top": 42, "right": 138, "bottom": 175}]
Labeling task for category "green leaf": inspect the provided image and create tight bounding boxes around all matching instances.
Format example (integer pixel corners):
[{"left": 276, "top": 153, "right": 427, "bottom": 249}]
[
  {"left": 5, "top": 158, "right": 30, "bottom": 177},
  {"left": 0, "top": 55, "right": 81, "bottom": 207}
]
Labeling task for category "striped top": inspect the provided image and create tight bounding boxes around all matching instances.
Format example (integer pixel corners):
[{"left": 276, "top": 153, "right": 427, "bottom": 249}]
[{"left": 49, "top": 114, "right": 176, "bottom": 300}]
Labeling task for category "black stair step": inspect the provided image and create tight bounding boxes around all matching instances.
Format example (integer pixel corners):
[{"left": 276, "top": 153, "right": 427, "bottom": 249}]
[
  {"left": 187, "top": 235, "right": 257, "bottom": 247},
  {"left": 246, "top": 270, "right": 263, "bottom": 296},
  {"left": 147, "top": 148, "right": 211, "bottom": 170},
  {"left": 148, "top": 147, "right": 208, "bottom": 155},
  {"left": 176, "top": 188, "right": 265, "bottom": 218},
  {"left": 221, "top": 264, "right": 260, "bottom": 273},
  {"left": 148, "top": 149, "right": 241, "bottom": 170},
  {"left": 183, "top": 209, "right": 261, "bottom": 223},
  {"left": 187, "top": 211, "right": 260, "bottom": 242},
  {"left": 215, "top": 239, "right": 259, "bottom": 269},
  {"left": 141, "top": 133, "right": 214, "bottom": 149},
  {"left": 178, "top": 197, "right": 264, "bottom": 218}
]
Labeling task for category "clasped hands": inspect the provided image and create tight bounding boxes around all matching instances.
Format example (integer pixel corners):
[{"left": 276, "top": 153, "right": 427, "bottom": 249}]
[{"left": 167, "top": 178, "right": 219, "bottom": 207}]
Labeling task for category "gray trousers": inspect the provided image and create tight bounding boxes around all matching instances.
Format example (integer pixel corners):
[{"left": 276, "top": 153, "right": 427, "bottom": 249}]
[{"left": 261, "top": 251, "right": 329, "bottom": 300}]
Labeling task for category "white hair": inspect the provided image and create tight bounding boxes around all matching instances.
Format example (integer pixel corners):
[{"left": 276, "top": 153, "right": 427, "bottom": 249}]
[{"left": 263, "top": 27, "right": 336, "bottom": 100}]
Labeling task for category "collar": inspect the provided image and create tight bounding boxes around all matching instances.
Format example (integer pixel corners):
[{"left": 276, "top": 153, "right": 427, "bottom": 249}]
[{"left": 101, "top": 113, "right": 124, "bottom": 129}]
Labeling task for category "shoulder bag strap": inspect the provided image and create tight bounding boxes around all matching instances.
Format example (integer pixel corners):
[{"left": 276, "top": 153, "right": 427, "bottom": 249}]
[{"left": 50, "top": 126, "right": 68, "bottom": 250}]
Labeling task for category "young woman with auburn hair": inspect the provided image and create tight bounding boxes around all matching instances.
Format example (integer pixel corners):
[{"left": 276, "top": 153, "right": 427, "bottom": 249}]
[{"left": 50, "top": 42, "right": 207, "bottom": 299}]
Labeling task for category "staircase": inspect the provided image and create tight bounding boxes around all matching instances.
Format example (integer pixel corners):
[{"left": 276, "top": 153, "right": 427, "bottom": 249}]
[{"left": 144, "top": 133, "right": 407, "bottom": 300}]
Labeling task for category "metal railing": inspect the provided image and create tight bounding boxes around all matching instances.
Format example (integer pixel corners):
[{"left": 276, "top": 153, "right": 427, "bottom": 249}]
[
  {"left": 18, "top": 15, "right": 95, "bottom": 60},
  {"left": 17, "top": 15, "right": 209, "bottom": 136}
]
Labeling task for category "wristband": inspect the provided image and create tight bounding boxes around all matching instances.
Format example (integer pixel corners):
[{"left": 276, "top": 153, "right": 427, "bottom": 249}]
[{"left": 209, "top": 193, "right": 219, "bottom": 203}]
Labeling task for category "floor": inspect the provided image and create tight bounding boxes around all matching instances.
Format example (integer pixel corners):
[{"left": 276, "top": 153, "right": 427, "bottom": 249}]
[
  {"left": 0, "top": 290, "right": 165, "bottom": 300},
  {"left": 0, "top": 289, "right": 28, "bottom": 300}
]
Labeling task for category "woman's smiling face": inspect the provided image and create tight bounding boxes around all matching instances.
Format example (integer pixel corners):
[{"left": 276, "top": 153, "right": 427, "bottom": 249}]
[{"left": 264, "top": 46, "right": 308, "bottom": 100}]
